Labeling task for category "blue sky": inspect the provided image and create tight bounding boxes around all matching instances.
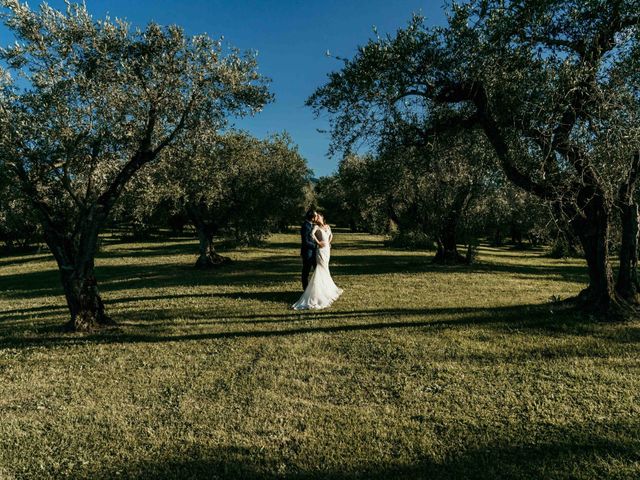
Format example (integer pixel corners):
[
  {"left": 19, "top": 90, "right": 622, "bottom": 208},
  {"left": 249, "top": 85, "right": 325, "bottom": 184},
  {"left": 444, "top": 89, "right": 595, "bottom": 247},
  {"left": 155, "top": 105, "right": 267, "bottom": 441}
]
[{"left": 0, "top": 1, "right": 448, "bottom": 177}]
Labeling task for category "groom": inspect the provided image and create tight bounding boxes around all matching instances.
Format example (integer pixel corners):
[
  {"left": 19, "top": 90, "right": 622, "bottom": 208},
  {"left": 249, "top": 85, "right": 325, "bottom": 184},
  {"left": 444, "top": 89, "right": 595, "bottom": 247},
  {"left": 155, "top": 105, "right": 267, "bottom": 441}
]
[{"left": 300, "top": 209, "right": 318, "bottom": 290}]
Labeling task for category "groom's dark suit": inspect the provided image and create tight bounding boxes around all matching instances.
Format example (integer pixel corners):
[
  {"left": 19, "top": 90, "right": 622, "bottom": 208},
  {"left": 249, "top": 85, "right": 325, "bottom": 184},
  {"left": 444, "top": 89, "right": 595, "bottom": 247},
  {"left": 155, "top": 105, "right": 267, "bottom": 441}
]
[{"left": 300, "top": 220, "right": 317, "bottom": 290}]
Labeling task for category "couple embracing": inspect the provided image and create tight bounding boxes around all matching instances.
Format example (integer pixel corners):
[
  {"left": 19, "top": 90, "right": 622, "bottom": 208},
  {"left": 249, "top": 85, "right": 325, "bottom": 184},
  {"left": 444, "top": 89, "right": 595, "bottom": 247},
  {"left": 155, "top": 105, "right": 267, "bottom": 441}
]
[{"left": 292, "top": 209, "right": 343, "bottom": 310}]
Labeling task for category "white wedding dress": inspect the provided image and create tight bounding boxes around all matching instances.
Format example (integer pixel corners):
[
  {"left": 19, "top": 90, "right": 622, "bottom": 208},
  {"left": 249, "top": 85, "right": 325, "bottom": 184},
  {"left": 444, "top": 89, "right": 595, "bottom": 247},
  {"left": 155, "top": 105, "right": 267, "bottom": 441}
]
[{"left": 293, "top": 225, "right": 343, "bottom": 310}]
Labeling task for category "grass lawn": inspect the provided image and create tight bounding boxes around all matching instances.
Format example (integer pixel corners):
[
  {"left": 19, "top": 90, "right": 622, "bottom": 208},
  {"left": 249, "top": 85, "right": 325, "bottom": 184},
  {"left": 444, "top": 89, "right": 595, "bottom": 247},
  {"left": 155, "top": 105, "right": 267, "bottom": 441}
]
[{"left": 0, "top": 231, "right": 639, "bottom": 479}]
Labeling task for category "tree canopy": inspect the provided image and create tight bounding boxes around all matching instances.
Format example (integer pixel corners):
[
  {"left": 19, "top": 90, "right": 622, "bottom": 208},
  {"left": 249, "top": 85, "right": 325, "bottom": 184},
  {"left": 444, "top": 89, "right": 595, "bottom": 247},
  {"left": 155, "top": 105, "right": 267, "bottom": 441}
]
[
  {"left": 153, "top": 128, "right": 310, "bottom": 267},
  {"left": 309, "top": 0, "right": 640, "bottom": 316},
  {"left": 0, "top": 0, "right": 271, "bottom": 330}
]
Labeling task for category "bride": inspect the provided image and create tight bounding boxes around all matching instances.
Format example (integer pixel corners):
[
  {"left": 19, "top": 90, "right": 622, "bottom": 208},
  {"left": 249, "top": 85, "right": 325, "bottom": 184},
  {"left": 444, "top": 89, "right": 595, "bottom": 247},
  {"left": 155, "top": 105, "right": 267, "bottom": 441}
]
[{"left": 292, "top": 213, "right": 343, "bottom": 310}]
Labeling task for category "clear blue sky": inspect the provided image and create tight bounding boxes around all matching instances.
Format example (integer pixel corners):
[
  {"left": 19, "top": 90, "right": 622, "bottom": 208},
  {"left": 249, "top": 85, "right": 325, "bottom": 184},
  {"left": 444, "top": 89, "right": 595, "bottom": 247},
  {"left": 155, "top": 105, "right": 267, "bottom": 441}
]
[{"left": 0, "top": 1, "right": 448, "bottom": 177}]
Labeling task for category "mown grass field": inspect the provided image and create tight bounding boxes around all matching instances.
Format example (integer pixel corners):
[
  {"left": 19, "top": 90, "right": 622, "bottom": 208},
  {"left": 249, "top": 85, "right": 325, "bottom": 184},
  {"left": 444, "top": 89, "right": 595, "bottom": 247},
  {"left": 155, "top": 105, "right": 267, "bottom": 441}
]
[{"left": 1, "top": 230, "right": 639, "bottom": 479}]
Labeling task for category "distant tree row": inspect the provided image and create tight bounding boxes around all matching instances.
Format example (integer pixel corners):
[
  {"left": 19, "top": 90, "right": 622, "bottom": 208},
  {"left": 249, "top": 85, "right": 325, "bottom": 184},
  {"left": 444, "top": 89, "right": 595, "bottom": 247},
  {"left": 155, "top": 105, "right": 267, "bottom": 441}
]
[
  {"left": 314, "top": 145, "right": 555, "bottom": 259},
  {"left": 114, "top": 130, "right": 310, "bottom": 267}
]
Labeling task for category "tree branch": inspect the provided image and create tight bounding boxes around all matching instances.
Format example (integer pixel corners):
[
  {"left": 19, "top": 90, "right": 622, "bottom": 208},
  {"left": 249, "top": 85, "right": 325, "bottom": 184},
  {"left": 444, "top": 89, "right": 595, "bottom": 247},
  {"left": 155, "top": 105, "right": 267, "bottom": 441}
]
[
  {"left": 521, "top": 34, "right": 586, "bottom": 55},
  {"left": 619, "top": 151, "right": 640, "bottom": 206},
  {"left": 96, "top": 105, "right": 158, "bottom": 212},
  {"left": 152, "top": 90, "right": 198, "bottom": 157},
  {"left": 434, "top": 80, "right": 482, "bottom": 103},
  {"left": 392, "top": 89, "right": 430, "bottom": 103},
  {"left": 12, "top": 159, "right": 57, "bottom": 228},
  {"left": 54, "top": 163, "right": 84, "bottom": 208}
]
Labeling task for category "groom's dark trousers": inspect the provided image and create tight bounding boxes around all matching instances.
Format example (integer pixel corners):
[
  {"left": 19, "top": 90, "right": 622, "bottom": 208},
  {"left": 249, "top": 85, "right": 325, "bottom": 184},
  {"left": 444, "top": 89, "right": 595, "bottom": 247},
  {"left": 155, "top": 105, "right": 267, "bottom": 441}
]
[{"left": 301, "top": 221, "right": 317, "bottom": 290}]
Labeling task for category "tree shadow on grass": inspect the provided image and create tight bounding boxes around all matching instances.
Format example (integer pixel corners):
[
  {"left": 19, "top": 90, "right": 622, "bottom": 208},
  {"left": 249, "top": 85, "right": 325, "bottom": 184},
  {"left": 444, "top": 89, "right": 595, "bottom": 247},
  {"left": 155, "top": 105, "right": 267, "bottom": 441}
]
[
  {"left": 0, "top": 237, "right": 589, "bottom": 346},
  {"left": 66, "top": 421, "right": 638, "bottom": 479},
  {"left": 0, "top": 261, "right": 241, "bottom": 300},
  {"left": 0, "top": 267, "right": 62, "bottom": 298},
  {"left": 0, "top": 302, "right": 621, "bottom": 351},
  {"left": 387, "top": 427, "right": 639, "bottom": 480},
  {"left": 262, "top": 239, "right": 306, "bottom": 250},
  {"left": 613, "top": 326, "right": 640, "bottom": 342},
  {"left": 0, "top": 239, "right": 587, "bottom": 301},
  {"left": 214, "top": 290, "right": 303, "bottom": 304},
  {"left": 0, "top": 304, "right": 68, "bottom": 319},
  {"left": 332, "top": 254, "right": 587, "bottom": 284},
  {"left": 0, "top": 252, "right": 51, "bottom": 268},
  {"left": 99, "top": 241, "right": 199, "bottom": 258}
]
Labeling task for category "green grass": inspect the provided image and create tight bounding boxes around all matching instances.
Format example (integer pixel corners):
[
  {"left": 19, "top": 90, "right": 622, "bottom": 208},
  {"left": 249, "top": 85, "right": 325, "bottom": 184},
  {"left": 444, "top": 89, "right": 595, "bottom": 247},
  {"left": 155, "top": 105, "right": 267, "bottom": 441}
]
[{"left": 0, "top": 231, "right": 639, "bottom": 479}]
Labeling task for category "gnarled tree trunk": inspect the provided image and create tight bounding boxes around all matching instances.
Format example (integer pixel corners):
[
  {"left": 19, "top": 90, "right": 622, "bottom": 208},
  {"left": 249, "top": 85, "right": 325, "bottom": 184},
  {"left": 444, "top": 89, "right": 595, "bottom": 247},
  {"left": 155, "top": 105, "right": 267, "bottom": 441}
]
[
  {"left": 568, "top": 188, "right": 622, "bottom": 317},
  {"left": 194, "top": 226, "right": 230, "bottom": 268},
  {"left": 433, "top": 186, "right": 472, "bottom": 265},
  {"left": 510, "top": 224, "right": 523, "bottom": 248},
  {"left": 616, "top": 201, "right": 640, "bottom": 302},
  {"left": 59, "top": 264, "right": 111, "bottom": 331},
  {"left": 475, "top": 97, "right": 632, "bottom": 318},
  {"left": 186, "top": 203, "right": 231, "bottom": 269},
  {"left": 616, "top": 153, "right": 640, "bottom": 304},
  {"left": 45, "top": 219, "right": 113, "bottom": 332},
  {"left": 434, "top": 224, "right": 466, "bottom": 264}
]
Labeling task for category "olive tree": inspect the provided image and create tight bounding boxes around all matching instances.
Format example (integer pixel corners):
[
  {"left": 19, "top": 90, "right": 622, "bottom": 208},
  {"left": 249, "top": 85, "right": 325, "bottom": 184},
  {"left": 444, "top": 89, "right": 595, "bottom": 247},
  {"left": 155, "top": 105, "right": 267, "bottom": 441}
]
[
  {"left": 0, "top": 1, "right": 271, "bottom": 330},
  {"left": 334, "top": 153, "right": 391, "bottom": 233},
  {"left": 330, "top": 130, "right": 493, "bottom": 262},
  {"left": 476, "top": 180, "right": 551, "bottom": 248},
  {"left": 224, "top": 133, "right": 310, "bottom": 244},
  {"left": 308, "top": 0, "right": 640, "bottom": 317},
  {"left": 313, "top": 175, "right": 353, "bottom": 229},
  {"left": 384, "top": 130, "right": 495, "bottom": 262},
  {"left": 156, "top": 129, "right": 309, "bottom": 268}
]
